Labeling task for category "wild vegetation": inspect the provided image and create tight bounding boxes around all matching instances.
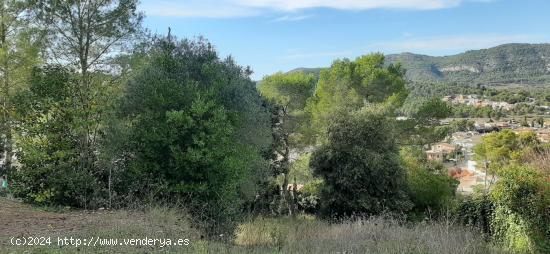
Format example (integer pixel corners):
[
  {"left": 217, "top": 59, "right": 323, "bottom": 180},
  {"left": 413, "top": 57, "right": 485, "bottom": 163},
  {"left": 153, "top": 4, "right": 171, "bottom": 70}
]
[{"left": 0, "top": 1, "right": 549, "bottom": 253}]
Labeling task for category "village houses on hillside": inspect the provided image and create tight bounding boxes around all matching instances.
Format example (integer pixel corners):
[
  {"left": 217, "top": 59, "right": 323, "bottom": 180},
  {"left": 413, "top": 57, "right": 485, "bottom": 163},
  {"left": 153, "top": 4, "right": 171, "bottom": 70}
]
[{"left": 443, "top": 94, "right": 516, "bottom": 110}]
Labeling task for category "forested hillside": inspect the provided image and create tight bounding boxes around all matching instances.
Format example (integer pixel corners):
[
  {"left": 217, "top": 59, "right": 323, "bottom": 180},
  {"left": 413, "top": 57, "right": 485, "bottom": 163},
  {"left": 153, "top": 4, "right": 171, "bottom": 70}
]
[{"left": 290, "top": 43, "right": 550, "bottom": 85}]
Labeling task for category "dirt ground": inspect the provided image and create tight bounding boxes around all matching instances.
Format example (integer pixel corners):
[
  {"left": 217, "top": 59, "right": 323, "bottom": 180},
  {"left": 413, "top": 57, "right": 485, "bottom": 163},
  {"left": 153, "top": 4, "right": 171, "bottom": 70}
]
[
  {"left": 0, "top": 197, "right": 116, "bottom": 238},
  {"left": 0, "top": 197, "right": 200, "bottom": 252}
]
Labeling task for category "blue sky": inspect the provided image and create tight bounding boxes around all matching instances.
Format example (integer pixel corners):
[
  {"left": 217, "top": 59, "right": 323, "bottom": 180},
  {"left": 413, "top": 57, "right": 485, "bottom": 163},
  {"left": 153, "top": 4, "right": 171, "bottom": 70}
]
[{"left": 140, "top": 0, "right": 550, "bottom": 80}]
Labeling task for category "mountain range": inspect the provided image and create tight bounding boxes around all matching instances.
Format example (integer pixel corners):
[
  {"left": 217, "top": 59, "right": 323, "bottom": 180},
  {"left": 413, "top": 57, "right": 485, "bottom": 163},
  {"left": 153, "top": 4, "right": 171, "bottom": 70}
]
[{"left": 289, "top": 43, "right": 550, "bottom": 86}]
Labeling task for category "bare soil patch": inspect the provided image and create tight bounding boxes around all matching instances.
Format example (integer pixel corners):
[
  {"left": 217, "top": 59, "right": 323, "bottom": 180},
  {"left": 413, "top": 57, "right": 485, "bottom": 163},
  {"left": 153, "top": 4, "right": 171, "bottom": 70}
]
[{"left": 1, "top": 198, "right": 125, "bottom": 238}]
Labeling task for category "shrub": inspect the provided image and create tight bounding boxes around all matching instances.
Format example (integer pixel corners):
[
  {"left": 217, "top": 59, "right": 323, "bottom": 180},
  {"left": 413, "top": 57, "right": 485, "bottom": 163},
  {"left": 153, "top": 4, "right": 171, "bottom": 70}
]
[
  {"left": 296, "top": 179, "right": 322, "bottom": 214},
  {"left": 454, "top": 194, "right": 494, "bottom": 238},
  {"left": 490, "top": 165, "right": 550, "bottom": 253},
  {"left": 402, "top": 147, "right": 458, "bottom": 214},
  {"left": 11, "top": 66, "right": 106, "bottom": 208},
  {"left": 310, "top": 107, "right": 412, "bottom": 218}
]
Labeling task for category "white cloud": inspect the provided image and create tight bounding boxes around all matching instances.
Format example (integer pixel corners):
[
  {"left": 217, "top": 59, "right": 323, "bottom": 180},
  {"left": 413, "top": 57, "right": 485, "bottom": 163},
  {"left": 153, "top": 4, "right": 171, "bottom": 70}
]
[
  {"left": 141, "top": 0, "right": 259, "bottom": 18},
  {"left": 270, "top": 15, "right": 313, "bottom": 22},
  {"left": 369, "top": 34, "right": 546, "bottom": 54},
  {"left": 236, "top": 0, "right": 462, "bottom": 11},
  {"left": 141, "top": 0, "right": 494, "bottom": 18}
]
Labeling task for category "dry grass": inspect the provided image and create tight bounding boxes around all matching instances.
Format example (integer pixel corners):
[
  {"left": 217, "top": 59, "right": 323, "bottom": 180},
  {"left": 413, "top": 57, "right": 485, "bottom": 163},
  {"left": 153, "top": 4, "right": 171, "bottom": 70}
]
[
  {"left": 2, "top": 197, "right": 505, "bottom": 253},
  {"left": 523, "top": 148, "right": 550, "bottom": 178},
  {"left": 235, "top": 216, "right": 504, "bottom": 254}
]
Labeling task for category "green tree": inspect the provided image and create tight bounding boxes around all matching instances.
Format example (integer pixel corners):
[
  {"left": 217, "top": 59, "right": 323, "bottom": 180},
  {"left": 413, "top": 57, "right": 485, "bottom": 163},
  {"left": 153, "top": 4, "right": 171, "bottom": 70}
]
[
  {"left": 490, "top": 165, "right": 550, "bottom": 252},
  {"left": 258, "top": 72, "right": 316, "bottom": 215},
  {"left": 0, "top": 0, "right": 42, "bottom": 175},
  {"left": 310, "top": 106, "right": 411, "bottom": 217},
  {"left": 33, "top": 0, "right": 143, "bottom": 180},
  {"left": 474, "top": 130, "right": 539, "bottom": 177},
  {"left": 116, "top": 37, "right": 271, "bottom": 235},
  {"left": 449, "top": 119, "right": 475, "bottom": 132},
  {"left": 396, "top": 98, "right": 452, "bottom": 146},
  {"left": 307, "top": 54, "right": 408, "bottom": 138},
  {"left": 11, "top": 66, "right": 101, "bottom": 207}
]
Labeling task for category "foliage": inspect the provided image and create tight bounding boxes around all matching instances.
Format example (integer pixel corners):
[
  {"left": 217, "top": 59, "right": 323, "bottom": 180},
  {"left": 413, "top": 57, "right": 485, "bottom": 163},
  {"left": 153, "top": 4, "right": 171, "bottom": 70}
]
[
  {"left": 288, "top": 153, "right": 314, "bottom": 184},
  {"left": 35, "top": 0, "right": 143, "bottom": 72},
  {"left": 258, "top": 72, "right": 316, "bottom": 146},
  {"left": 310, "top": 107, "right": 412, "bottom": 217},
  {"left": 258, "top": 72, "right": 315, "bottom": 112},
  {"left": 461, "top": 135, "right": 550, "bottom": 253},
  {"left": 307, "top": 54, "right": 408, "bottom": 138},
  {"left": 296, "top": 179, "right": 322, "bottom": 214},
  {"left": 401, "top": 147, "right": 458, "bottom": 213},
  {"left": 11, "top": 66, "right": 104, "bottom": 207},
  {"left": 474, "top": 129, "right": 539, "bottom": 174},
  {"left": 399, "top": 81, "right": 478, "bottom": 116},
  {"left": 448, "top": 119, "right": 476, "bottom": 132},
  {"left": 454, "top": 194, "right": 495, "bottom": 238},
  {"left": 257, "top": 72, "right": 316, "bottom": 215},
  {"left": 0, "top": 0, "right": 43, "bottom": 175},
  {"left": 450, "top": 104, "right": 500, "bottom": 118},
  {"left": 8, "top": 0, "right": 144, "bottom": 209},
  {"left": 114, "top": 36, "right": 272, "bottom": 234},
  {"left": 395, "top": 98, "right": 452, "bottom": 146},
  {"left": 414, "top": 97, "right": 452, "bottom": 122},
  {"left": 522, "top": 146, "right": 550, "bottom": 178},
  {"left": 490, "top": 165, "right": 550, "bottom": 253}
]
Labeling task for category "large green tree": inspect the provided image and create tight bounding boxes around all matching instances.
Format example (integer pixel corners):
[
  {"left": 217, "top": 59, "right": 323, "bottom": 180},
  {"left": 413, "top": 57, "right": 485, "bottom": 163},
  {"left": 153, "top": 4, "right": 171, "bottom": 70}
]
[
  {"left": 33, "top": 0, "right": 143, "bottom": 176},
  {"left": 115, "top": 36, "right": 271, "bottom": 234},
  {"left": 395, "top": 98, "right": 452, "bottom": 146},
  {"left": 310, "top": 106, "right": 411, "bottom": 217},
  {"left": 307, "top": 53, "right": 408, "bottom": 139},
  {"left": 257, "top": 72, "right": 316, "bottom": 215},
  {"left": 474, "top": 130, "right": 539, "bottom": 175}
]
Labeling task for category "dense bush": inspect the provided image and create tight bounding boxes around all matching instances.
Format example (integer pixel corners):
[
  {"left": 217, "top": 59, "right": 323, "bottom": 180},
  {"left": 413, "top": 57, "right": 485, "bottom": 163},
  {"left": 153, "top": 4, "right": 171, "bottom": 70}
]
[
  {"left": 401, "top": 148, "right": 458, "bottom": 214},
  {"left": 490, "top": 165, "right": 550, "bottom": 253},
  {"left": 111, "top": 37, "right": 272, "bottom": 235},
  {"left": 454, "top": 194, "right": 495, "bottom": 238},
  {"left": 310, "top": 107, "right": 412, "bottom": 218},
  {"left": 454, "top": 133, "right": 550, "bottom": 253},
  {"left": 11, "top": 66, "right": 106, "bottom": 208}
]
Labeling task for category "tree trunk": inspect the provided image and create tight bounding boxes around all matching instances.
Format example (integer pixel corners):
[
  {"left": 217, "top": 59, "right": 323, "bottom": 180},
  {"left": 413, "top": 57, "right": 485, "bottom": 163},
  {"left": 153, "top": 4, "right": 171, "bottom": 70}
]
[
  {"left": 0, "top": 7, "right": 13, "bottom": 175},
  {"left": 279, "top": 107, "right": 293, "bottom": 216}
]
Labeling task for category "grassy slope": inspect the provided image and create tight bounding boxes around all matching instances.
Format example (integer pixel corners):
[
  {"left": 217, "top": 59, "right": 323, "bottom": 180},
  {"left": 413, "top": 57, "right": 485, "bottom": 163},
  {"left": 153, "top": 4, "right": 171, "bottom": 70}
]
[{"left": 0, "top": 198, "right": 506, "bottom": 253}]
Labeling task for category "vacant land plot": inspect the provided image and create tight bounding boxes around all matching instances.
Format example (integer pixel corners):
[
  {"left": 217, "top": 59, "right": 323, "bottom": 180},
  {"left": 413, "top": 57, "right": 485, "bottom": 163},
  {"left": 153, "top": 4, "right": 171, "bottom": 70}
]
[{"left": 1, "top": 198, "right": 504, "bottom": 254}]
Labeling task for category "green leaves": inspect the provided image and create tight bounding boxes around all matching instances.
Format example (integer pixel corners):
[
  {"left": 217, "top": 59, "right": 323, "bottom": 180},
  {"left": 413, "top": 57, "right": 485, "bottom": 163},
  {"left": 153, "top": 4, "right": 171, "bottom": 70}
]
[
  {"left": 310, "top": 107, "right": 412, "bottom": 217},
  {"left": 307, "top": 53, "right": 408, "bottom": 140},
  {"left": 11, "top": 66, "right": 100, "bottom": 207},
  {"left": 115, "top": 37, "right": 271, "bottom": 234},
  {"left": 258, "top": 72, "right": 316, "bottom": 111},
  {"left": 489, "top": 165, "right": 550, "bottom": 252},
  {"left": 402, "top": 147, "right": 458, "bottom": 212},
  {"left": 473, "top": 130, "right": 540, "bottom": 174}
]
